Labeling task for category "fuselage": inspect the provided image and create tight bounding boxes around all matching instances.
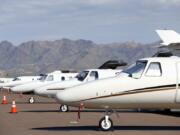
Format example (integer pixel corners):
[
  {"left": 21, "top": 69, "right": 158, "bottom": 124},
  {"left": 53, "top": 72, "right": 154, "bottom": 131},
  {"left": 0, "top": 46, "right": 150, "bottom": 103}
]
[
  {"left": 0, "top": 76, "right": 41, "bottom": 89},
  {"left": 56, "top": 57, "right": 180, "bottom": 109},
  {"left": 34, "top": 69, "right": 121, "bottom": 98},
  {"left": 11, "top": 71, "right": 77, "bottom": 93},
  {"left": 0, "top": 78, "right": 13, "bottom": 83}
]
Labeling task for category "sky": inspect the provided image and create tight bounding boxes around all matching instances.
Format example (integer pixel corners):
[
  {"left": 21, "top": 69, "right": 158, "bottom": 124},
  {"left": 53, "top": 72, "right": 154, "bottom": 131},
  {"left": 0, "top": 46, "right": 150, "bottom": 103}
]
[{"left": 0, "top": 0, "right": 180, "bottom": 45}]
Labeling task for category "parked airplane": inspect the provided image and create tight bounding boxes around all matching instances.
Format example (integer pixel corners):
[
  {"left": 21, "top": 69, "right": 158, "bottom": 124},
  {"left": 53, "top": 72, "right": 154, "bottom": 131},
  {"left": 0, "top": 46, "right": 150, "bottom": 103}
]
[
  {"left": 56, "top": 56, "right": 180, "bottom": 131},
  {"left": 12, "top": 59, "right": 125, "bottom": 96},
  {"left": 34, "top": 60, "right": 126, "bottom": 111},
  {"left": 0, "top": 76, "right": 41, "bottom": 90},
  {"left": 11, "top": 70, "right": 77, "bottom": 103},
  {"left": 54, "top": 29, "right": 180, "bottom": 131},
  {"left": 0, "top": 78, "right": 13, "bottom": 83}
]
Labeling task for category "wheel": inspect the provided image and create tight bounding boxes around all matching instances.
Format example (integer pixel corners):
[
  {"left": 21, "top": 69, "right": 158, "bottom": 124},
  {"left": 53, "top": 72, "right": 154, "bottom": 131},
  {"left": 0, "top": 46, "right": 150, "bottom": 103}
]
[
  {"left": 99, "top": 116, "right": 113, "bottom": 131},
  {"left": 29, "top": 97, "right": 35, "bottom": 104},
  {"left": 60, "top": 105, "right": 69, "bottom": 112}
]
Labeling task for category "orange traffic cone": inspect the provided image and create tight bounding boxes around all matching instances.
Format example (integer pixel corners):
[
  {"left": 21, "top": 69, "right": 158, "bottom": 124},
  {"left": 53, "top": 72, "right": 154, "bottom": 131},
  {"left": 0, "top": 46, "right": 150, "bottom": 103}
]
[
  {"left": 1, "top": 95, "right": 7, "bottom": 104},
  {"left": 10, "top": 100, "right": 17, "bottom": 113}
]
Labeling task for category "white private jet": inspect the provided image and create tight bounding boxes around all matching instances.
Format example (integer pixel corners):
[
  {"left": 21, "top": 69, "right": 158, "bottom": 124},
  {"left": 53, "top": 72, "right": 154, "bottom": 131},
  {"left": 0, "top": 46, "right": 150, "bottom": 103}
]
[
  {"left": 0, "top": 78, "right": 13, "bottom": 83},
  {"left": 0, "top": 76, "right": 41, "bottom": 90},
  {"left": 11, "top": 70, "right": 77, "bottom": 103},
  {"left": 54, "top": 30, "right": 180, "bottom": 131},
  {"left": 34, "top": 60, "right": 127, "bottom": 112}
]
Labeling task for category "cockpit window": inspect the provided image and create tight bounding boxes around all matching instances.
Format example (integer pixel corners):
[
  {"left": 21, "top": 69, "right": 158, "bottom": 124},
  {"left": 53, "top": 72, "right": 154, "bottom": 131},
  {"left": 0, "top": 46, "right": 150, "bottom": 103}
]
[
  {"left": 89, "top": 71, "right": 99, "bottom": 80},
  {"left": 39, "top": 75, "right": 47, "bottom": 81},
  {"left": 122, "top": 61, "right": 147, "bottom": 79},
  {"left": 46, "top": 75, "right": 54, "bottom": 81},
  {"left": 12, "top": 77, "right": 21, "bottom": 81},
  {"left": 145, "top": 62, "right": 162, "bottom": 77},
  {"left": 76, "top": 71, "right": 89, "bottom": 81}
]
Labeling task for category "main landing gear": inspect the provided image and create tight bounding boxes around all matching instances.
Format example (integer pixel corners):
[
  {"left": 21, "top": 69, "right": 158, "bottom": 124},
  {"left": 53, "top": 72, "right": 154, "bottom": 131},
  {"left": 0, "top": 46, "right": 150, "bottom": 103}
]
[
  {"left": 98, "top": 109, "right": 118, "bottom": 131},
  {"left": 29, "top": 97, "right": 35, "bottom": 104},
  {"left": 59, "top": 104, "right": 69, "bottom": 112},
  {"left": 99, "top": 115, "right": 113, "bottom": 131}
]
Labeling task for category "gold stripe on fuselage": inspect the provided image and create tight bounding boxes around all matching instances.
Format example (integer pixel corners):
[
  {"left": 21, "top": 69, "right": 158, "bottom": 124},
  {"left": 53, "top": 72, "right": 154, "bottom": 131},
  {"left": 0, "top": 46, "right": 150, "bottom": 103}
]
[{"left": 81, "top": 85, "right": 176, "bottom": 102}]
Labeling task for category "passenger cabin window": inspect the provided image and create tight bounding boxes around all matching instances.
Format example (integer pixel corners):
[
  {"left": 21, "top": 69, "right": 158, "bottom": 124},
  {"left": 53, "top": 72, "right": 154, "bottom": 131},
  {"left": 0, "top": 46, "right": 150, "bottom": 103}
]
[
  {"left": 89, "top": 71, "right": 99, "bottom": 80},
  {"left": 61, "top": 76, "right": 65, "bottom": 81},
  {"left": 46, "top": 75, "right": 54, "bottom": 81},
  {"left": 145, "top": 62, "right": 162, "bottom": 77}
]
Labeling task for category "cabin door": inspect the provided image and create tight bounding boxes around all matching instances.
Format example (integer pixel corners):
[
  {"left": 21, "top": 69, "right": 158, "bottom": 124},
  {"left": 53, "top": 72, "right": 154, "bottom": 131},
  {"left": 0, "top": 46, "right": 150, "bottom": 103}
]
[{"left": 175, "top": 62, "right": 180, "bottom": 103}]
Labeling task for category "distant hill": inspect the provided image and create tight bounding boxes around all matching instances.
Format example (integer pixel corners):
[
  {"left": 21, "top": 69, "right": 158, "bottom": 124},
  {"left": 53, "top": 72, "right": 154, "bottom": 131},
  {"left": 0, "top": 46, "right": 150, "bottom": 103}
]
[{"left": 0, "top": 39, "right": 158, "bottom": 77}]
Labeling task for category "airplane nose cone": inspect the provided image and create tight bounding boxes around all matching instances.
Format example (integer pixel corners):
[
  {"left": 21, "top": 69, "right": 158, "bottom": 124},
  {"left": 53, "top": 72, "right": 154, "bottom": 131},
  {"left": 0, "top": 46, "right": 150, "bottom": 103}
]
[
  {"left": 34, "top": 88, "right": 43, "bottom": 95},
  {"left": 56, "top": 91, "right": 69, "bottom": 103},
  {"left": 0, "top": 83, "right": 4, "bottom": 88},
  {"left": 11, "top": 85, "right": 32, "bottom": 93},
  {"left": 34, "top": 87, "right": 48, "bottom": 96},
  {"left": 11, "top": 86, "right": 20, "bottom": 92}
]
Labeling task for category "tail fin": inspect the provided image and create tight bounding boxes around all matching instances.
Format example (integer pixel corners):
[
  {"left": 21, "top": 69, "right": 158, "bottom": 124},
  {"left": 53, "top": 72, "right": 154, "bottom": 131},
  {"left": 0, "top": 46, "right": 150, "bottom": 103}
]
[
  {"left": 98, "top": 60, "right": 127, "bottom": 69},
  {"left": 156, "top": 30, "right": 180, "bottom": 46}
]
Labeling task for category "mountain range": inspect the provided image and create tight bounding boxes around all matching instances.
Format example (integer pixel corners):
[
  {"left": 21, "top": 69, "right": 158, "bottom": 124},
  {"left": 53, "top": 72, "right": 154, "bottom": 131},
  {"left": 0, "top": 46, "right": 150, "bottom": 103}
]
[{"left": 0, "top": 39, "right": 158, "bottom": 77}]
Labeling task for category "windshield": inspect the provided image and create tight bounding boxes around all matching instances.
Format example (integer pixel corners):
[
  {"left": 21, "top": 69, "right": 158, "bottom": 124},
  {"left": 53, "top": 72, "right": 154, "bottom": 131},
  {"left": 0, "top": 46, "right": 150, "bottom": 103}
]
[
  {"left": 39, "top": 75, "right": 47, "bottom": 81},
  {"left": 76, "top": 71, "right": 89, "bottom": 81},
  {"left": 122, "top": 61, "right": 147, "bottom": 79},
  {"left": 12, "top": 77, "right": 21, "bottom": 81}
]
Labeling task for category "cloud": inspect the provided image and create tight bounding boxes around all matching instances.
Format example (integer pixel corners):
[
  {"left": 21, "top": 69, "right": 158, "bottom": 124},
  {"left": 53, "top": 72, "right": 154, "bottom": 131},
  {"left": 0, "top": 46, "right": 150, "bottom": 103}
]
[
  {"left": 0, "top": 0, "right": 179, "bottom": 44},
  {"left": 82, "top": 0, "right": 119, "bottom": 5},
  {"left": 158, "top": 0, "right": 180, "bottom": 4}
]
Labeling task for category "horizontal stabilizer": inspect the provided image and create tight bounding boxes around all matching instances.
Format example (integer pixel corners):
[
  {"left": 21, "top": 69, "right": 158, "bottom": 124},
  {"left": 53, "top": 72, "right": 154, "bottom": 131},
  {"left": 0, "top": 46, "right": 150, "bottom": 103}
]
[
  {"left": 156, "top": 30, "right": 180, "bottom": 46},
  {"left": 99, "top": 60, "right": 127, "bottom": 69}
]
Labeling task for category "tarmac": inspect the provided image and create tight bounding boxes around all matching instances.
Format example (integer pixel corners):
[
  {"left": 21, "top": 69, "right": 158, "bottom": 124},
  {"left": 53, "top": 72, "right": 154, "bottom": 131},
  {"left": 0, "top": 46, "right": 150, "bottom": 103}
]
[{"left": 1, "top": 91, "right": 180, "bottom": 135}]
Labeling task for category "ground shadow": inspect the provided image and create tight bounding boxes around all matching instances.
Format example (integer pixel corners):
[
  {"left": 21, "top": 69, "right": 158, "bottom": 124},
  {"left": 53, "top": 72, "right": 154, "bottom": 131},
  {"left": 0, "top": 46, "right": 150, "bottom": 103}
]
[
  {"left": 20, "top": 109, "right": 105, "bottom": 113},
  {"left": 142, "top": 110, "right": 180, "bottom": 117},
  {"left": 21, "top": 109, "right": 180, "bottom": 117},
  {"left": 21, "top": 109, "right": 136, "bottom": 113},
  {"left": 20, "top": 110, "right": 59, "bottom": 113},
  {"left": 32, "top": 125, "right": 180, "bottom": 131},
  {"left": 15, "top": 102, "right": 56, "bottom": 104}
]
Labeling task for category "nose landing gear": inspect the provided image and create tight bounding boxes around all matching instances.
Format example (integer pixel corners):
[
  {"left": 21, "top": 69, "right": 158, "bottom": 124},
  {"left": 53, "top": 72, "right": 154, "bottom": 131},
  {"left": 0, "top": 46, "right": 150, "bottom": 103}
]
[
  {"left": 59, "top": 104, "right": 69, "bottom": 112},
  {"left": 98, "top": 109, "right": 116, "bottom": 131},
  {"left": 99, "top": 115, "right": 113, "bottom": 131},
  {"left": 29, "top": 97, "right": 35, "bottom": 104}
]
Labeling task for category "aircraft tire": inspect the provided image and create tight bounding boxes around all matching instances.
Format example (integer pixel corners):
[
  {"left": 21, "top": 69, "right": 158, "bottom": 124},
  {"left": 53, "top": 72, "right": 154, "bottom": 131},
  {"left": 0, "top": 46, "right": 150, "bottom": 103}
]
[
  {"left": 99, "top": 117, "right": 113, "bottom": 131},
  {"left": 60, "top": 105, "right": 69, "bottom": 112},
  {"left": 29, "top": 97, "right": 35, "bottom": 104}
]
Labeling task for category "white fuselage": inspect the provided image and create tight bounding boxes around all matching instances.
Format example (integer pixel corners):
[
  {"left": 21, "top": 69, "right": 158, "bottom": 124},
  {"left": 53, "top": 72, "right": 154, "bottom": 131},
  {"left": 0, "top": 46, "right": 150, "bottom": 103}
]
[
  {"left": 11, "top": 71, "right": 77, "bottom": 93},
  {"left": 0, "top": 76, "right": 41, "bottom": 89},
  {"left": 0, "top": 78, "right": 13, "bottom": 83},
  {"left": 56, "top": 57, "right": 180, "bottom": 109},
  {"left": 34, "top": 69, "right": 121, "bottom": 98}
]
